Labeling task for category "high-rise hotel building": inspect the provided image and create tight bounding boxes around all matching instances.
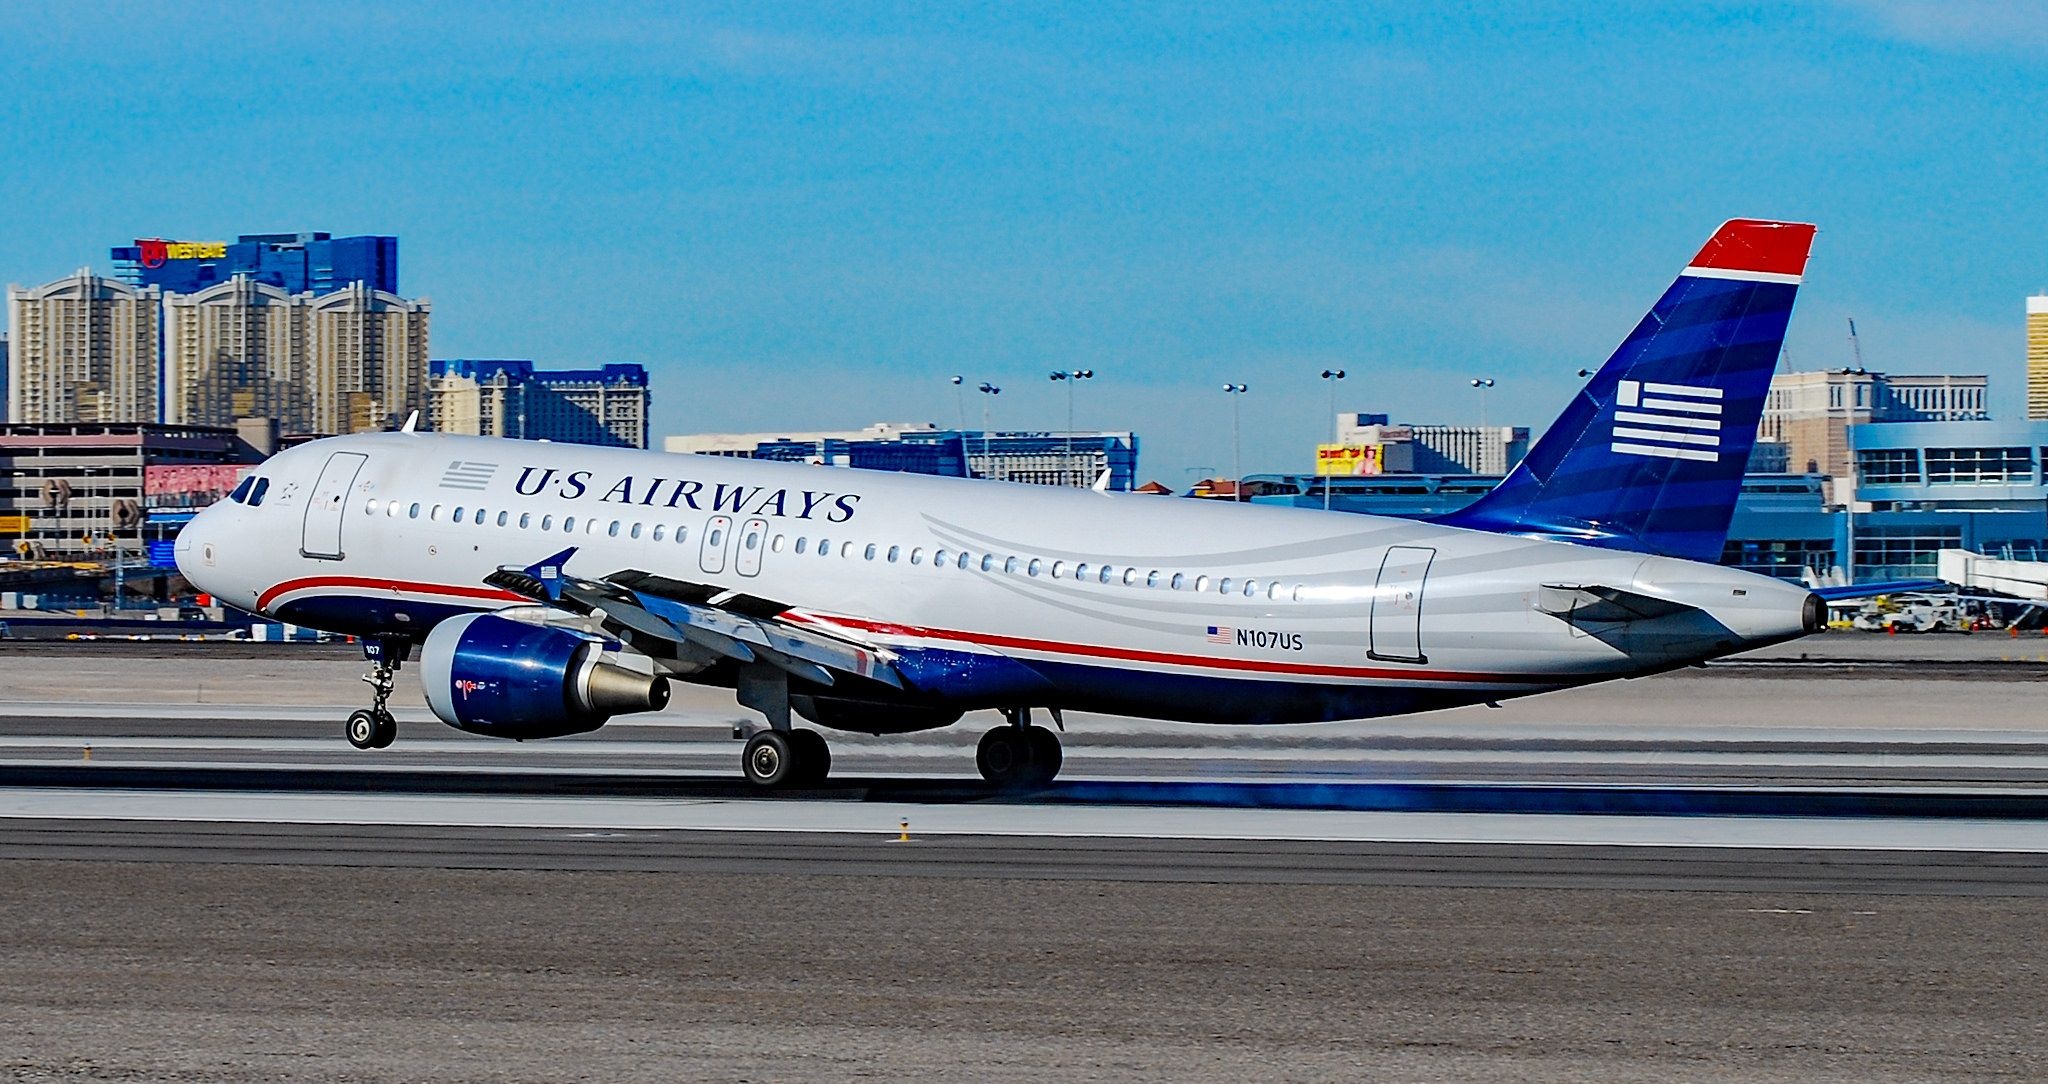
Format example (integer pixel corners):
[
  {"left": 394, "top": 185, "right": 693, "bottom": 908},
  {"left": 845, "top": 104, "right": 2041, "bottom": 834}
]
[
  {"left": 6, "top": 271, "right": 162, "bottom": 424},
  {"left": 162, "top": 278, "right": 430, "bottom": 436},
  {"left": 430, "top": 360, "right": 650, "bottom": 448},
  {"left": 2029, "top": 294, "right": 2047, "bottom": 421}
]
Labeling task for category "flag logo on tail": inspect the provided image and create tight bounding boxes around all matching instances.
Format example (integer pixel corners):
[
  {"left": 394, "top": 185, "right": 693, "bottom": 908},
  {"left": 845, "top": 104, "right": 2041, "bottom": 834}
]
[
  {"left": 1610, "top": 379, "right": 1723, "bottom": 462},
  {"left": 441, "top": 460, "right": 498, "bottom": 490}
]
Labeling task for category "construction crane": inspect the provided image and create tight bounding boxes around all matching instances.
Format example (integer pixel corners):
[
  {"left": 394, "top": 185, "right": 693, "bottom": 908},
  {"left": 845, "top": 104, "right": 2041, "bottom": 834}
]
[{"left": 1846, "top": 317, "right": 1867, "bottom": 373}]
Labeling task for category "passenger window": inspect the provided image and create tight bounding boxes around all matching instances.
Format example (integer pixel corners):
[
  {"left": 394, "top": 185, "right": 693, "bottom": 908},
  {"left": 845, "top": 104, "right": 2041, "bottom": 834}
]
[
  {"left": 409, "top": 503, "right": 422, "bottom": 519},
  {"left": 887, "top": 546, "right": 900, "bottom": 563},
  {"left": 1028, "top": 559, "right": 1043, "bottom": 576},
  {"left": 1074, "top": 563, "right": 1088, "bottom": 580},
  {"left": 1122, "top": 568, "right": 1137, "bottom": 585},
  {"left": 1218, "top": 577, "right": 1233, "bottom": 594},
  {"left": 795, "top": 537, "right": 808, "bottom": 554},
  {"left": 935, "top": 548, "right": 949, "bottom": 566},
  {"left": 957, "top": 552, "right": 971, "bottom": 570},
  {"left": 364, "top": 499, "right": 378, "bottom": 515},
  {"left": 1268, "top": 583, "right": 1282, "bottom": 600},
  {"left": 1005, "top": 557, "right": 1020, "bottom": 573},
  {"left": 745, "top": 530, "right": 760, "bottom": 550},
  {"left": 652, "top": 525, "right": 665, "bottom": 541},
  {"left": 630, "top": 522, "right": 643, "bottom": 539},
  {"left": 771, "top": 534, "right": 784, "bottom": 552},
  {"left": 519, "top": 513, "right": 531, "bottom": 528},
  {"left": 1050, "top": 561, "right": 1065, "bottom": 578},
  {"left": 1102, "top": 566, "right": 1115, "bottom": 584},
  {"left": 675, "top": 526, "right": 688, "bottom": 543},
  {"left": 540, "top": 515, "right": 553, "bottom": 530},
  {"left": 453, "top": 506, "right": 464, "bottom": 521},
  {"left": 1146, "top": 571, "right": 1160, "bottom": 587},
  {"left": 386, "top": 502, "right": 398, "bottom": 518},
  {"left": 1171, "top": 573, "right": 1185, "bottom": 590},
  {"left": 1243, "top": 580, "right": 1258, "bottom": 597},
  {"left": 708, "top": 528, "right": 724, "bottom": 547},
  {"left": 981, "top": 554, "right": 996, "bottom": 572},
  {"left": 586, "top": 518, "right": 599, "bottom": 535},
  {"left": 910, "top": 547, "right": 923, "bottom": 565},
  {"left": 497, "top": 511, "right": 509, "bottom": 527},
  {"left": 564, "top": 516, "right": 576, "bottom": 532},
  {"left": 607, "top": 521, "right": 621, "bottom": 538}
]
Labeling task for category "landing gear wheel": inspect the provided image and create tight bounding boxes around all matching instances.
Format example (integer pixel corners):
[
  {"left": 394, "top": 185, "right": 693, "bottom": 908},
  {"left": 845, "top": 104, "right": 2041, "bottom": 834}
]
[
  {"left": 346, "top": 710, "right": 380, "bottom": 750},
  {"left": 977, "top": 726, "right": 1037, "bottom": 788},
  {"left": 369, "top": 710, "right": 398, "bottom": 750},
  {"left": 743, "top": 730, "right": 797, "bottom": 788},
  {"left": 787, "top": 728, "right": 832, "bottom": 784},
  {"left": 1024, "top": 725, "right": 1062, "bottom": 785}
]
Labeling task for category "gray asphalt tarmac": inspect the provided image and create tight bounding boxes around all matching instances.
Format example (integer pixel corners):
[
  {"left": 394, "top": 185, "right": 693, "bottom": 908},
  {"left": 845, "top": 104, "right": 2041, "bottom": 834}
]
[
  {"left": 6, "top": 860, "right": 2048, "bottom": 1082},
  {"left": 3, "top": 639, "right": 2047, "bottom": 1079}
]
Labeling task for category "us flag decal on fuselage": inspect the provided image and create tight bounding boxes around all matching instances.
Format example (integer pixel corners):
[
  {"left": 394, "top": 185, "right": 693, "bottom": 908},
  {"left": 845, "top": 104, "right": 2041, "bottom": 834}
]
[
  {"left": 1206, "top": 625, "right": 1233, "bottom": 644},
  {"left": 1610, "top": 379, "right": 1722, "bottom": 462},
  {"left": 441, "top": 460, "right": 499, "bottom": 490}
]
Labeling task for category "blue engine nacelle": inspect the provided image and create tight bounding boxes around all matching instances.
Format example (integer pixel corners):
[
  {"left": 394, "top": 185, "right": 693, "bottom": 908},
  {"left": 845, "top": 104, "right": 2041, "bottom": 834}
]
[{"left": 420, "top": 613, "right": 670, "bottom": 740}]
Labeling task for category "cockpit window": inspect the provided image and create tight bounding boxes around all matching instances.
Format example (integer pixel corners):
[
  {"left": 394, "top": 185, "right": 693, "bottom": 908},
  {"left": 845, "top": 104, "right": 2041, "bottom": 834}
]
[
  {"left": 228, "top": 477, "right": 255, "bottom": 503},
  {"left": 246, "top": 478, "right": 270, "bottom": 507}
]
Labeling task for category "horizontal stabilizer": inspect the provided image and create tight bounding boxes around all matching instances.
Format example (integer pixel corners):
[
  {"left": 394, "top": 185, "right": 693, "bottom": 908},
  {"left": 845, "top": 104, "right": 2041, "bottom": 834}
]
[
  {"left": 1537, "top": 583, "right": 1702, "bottom": 626},
  {"left": 1810, "top": 579, "right": 1950, "bottom": 602}
]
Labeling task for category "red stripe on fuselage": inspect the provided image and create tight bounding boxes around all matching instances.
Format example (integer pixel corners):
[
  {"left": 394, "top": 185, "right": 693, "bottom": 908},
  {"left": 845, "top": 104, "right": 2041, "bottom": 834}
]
[
  {"left": 256, "top": 578, "right": 1555, "bottom": 686},
  {"left": 781, "top": 610, "right": 1551, "bottom": 686},
  {"left": 256, "top": 576, "right": 525, "bottom": 612}
]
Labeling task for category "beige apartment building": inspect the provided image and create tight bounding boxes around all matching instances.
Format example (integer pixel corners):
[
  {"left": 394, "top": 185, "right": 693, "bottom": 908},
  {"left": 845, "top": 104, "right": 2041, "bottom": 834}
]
[
  {"left": 6, "top": 270, "right": 162, "bottom": 424},
  {"left": 1759, "top": 369, "right": 1988, "bottom": 481},
  {"left": 306, "top": 284, "right": 431, "bottom": 435},
  {"left": 164, "top": 277, "right": 315, "bottom": 431}
]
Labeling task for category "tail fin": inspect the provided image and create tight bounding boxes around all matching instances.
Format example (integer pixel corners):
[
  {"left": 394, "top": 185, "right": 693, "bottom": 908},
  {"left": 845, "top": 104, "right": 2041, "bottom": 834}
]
[{"left": 1438, "top": 218, "right": 1816, "bottom": 561}]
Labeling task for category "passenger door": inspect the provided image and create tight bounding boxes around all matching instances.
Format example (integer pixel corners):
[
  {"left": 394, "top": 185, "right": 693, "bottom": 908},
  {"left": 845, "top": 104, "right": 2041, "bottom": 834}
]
[
  {"left": 734, "top": 517, "right": 768, "bottom": 578},
  {"left": 699, "top": 515, "right": 732, "bottom": 575},
  {"left": 1369, "top": 545, "right": 1434, "bottom": 663},
  {"left": 300, "top": 452, "right": 367, "bottom": 560}
]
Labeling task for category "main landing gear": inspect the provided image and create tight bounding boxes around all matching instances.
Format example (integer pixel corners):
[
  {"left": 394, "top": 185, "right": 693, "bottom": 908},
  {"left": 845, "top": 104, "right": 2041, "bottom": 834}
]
[
  {"left": 976, "top": 708, "right": 1063, "bottom": 789},
  {"left": 740, "top": 727, "right": 832, "bottom": 787},
  {"left": 346, "top": 636, "right": 409, "bottom": 751}
]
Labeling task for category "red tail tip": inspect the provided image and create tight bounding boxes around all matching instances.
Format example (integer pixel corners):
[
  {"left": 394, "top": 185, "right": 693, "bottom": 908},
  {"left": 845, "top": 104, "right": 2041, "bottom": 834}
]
[{"left": 1688, "top": 219, "right": 1817, "bottom": 278}]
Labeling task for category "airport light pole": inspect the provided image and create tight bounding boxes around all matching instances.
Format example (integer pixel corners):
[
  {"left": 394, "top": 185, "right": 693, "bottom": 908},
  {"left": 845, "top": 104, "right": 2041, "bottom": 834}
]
[
  {"left": 1049, "top": 369, "right": 1094, "bottom": 485},
  {"left": 1470, "top": 378, "right": 1496, "bottom": 430},
  {"left": 950, "top": 375, "right": 967, "bottom": 431},
  {"left": 976, "top": 383, "right": 1002, "bottom": 481},
  {"left": 1320, "top": 369, "right": 1346, "bottom": 511},
  {"left": 1223, "top": 383, "right": 1249, "bottom": 502}
]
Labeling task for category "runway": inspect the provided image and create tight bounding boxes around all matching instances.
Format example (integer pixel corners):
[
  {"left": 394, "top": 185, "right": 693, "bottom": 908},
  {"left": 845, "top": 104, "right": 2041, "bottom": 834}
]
[{"left": 4, "top": 642, "right": 2048, "bottom": 1078}]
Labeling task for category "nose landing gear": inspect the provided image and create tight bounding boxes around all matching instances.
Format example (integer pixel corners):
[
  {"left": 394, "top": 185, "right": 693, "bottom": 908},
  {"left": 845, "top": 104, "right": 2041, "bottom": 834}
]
[{"left": 346, "top": 637, "right": 409, "bottom": 750}]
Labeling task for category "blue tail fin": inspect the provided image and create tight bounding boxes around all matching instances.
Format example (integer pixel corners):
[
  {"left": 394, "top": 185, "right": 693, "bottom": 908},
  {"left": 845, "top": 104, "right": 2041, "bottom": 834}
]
[{"left": 1438, "top": 219, "right": 1816, "bottom": 562}]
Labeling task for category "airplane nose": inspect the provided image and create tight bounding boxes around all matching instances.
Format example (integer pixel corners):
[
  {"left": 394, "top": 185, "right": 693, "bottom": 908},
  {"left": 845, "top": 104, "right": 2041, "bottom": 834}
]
[{"left": 174, "top": 503, "right": 225, "bottom": 595}]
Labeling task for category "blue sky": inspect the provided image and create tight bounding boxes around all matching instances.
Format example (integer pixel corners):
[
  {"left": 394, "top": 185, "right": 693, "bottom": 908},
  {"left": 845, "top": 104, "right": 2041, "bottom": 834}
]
[{"left": 4, "top": 1, "right": 2045, "bottom": 481}]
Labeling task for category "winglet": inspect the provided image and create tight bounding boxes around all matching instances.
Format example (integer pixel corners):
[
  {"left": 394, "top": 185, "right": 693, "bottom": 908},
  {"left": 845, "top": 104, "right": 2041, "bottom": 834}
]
[
  {"left": 526, "top": 547, "right": 579, "bottom": 602},
  {"left": 400, "top": 409, "right": 420, "bottom": 433}
]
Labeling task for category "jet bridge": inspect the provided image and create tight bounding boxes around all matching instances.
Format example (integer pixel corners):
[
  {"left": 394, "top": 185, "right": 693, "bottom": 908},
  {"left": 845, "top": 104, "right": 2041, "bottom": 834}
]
[{"left": 1938, "top": 549, "right": 2048, "bottom": 603}]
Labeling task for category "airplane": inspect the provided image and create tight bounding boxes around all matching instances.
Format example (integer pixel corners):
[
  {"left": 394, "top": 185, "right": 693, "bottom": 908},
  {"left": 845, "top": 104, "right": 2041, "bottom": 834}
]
[{"left": 177, "top": 217, "right": 1837, "bottom": 789}]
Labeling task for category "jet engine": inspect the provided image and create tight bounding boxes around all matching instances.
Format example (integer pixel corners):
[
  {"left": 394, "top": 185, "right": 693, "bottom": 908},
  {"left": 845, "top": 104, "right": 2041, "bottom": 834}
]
[{"left": 421, "top": 613, "right": 670, "bottom": 739}]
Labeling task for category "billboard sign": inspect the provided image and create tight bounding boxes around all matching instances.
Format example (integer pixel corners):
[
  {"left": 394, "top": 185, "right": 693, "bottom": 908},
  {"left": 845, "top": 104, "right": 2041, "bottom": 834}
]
[
  {"left": 135, "top": 239, "right": 229, "bottom": 268},
  {"left": 1315, "top": 444, "right": 1384, "bottom": 477},
  {"left": 144, "top": 465, "right": 250, "bottom": 511}
]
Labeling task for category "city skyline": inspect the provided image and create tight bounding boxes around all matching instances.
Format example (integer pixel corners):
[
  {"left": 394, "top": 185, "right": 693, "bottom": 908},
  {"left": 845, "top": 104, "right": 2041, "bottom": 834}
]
[{"left": 3, "top": 3, "right": 2046, "bottom": 480}]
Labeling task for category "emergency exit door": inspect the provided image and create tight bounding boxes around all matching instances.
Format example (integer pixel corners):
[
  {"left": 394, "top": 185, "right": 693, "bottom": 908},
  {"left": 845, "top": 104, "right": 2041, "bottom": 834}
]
[
  {"left": 301, "top": 452, "right": 367, "bottom": 560},
  {"left": 1368, "top": 545, "right": 1434, "bottom": 663}
]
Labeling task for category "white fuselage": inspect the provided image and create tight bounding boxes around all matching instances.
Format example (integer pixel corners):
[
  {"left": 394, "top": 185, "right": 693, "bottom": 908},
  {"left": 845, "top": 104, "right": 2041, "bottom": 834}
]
[{"left": 176, "top": 432, "right": 1816, "bottom": 725}]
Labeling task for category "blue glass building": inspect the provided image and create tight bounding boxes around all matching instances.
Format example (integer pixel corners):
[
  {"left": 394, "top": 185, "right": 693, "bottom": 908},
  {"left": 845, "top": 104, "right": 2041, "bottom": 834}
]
[{"left": 111, "top": 233, "right": 398, "bottom": 295}]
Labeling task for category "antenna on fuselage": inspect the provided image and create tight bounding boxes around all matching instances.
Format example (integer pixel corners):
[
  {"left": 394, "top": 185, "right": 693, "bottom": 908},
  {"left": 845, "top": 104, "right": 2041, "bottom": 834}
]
[{"left": 399, "top": 410, "right": 420, "bottom": 433}]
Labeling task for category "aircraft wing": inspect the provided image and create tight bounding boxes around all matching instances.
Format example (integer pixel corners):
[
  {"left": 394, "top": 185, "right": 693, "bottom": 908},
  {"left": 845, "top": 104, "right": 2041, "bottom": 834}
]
[{"left": 483, "top": 547, "right": 902, "bottom": 689}]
